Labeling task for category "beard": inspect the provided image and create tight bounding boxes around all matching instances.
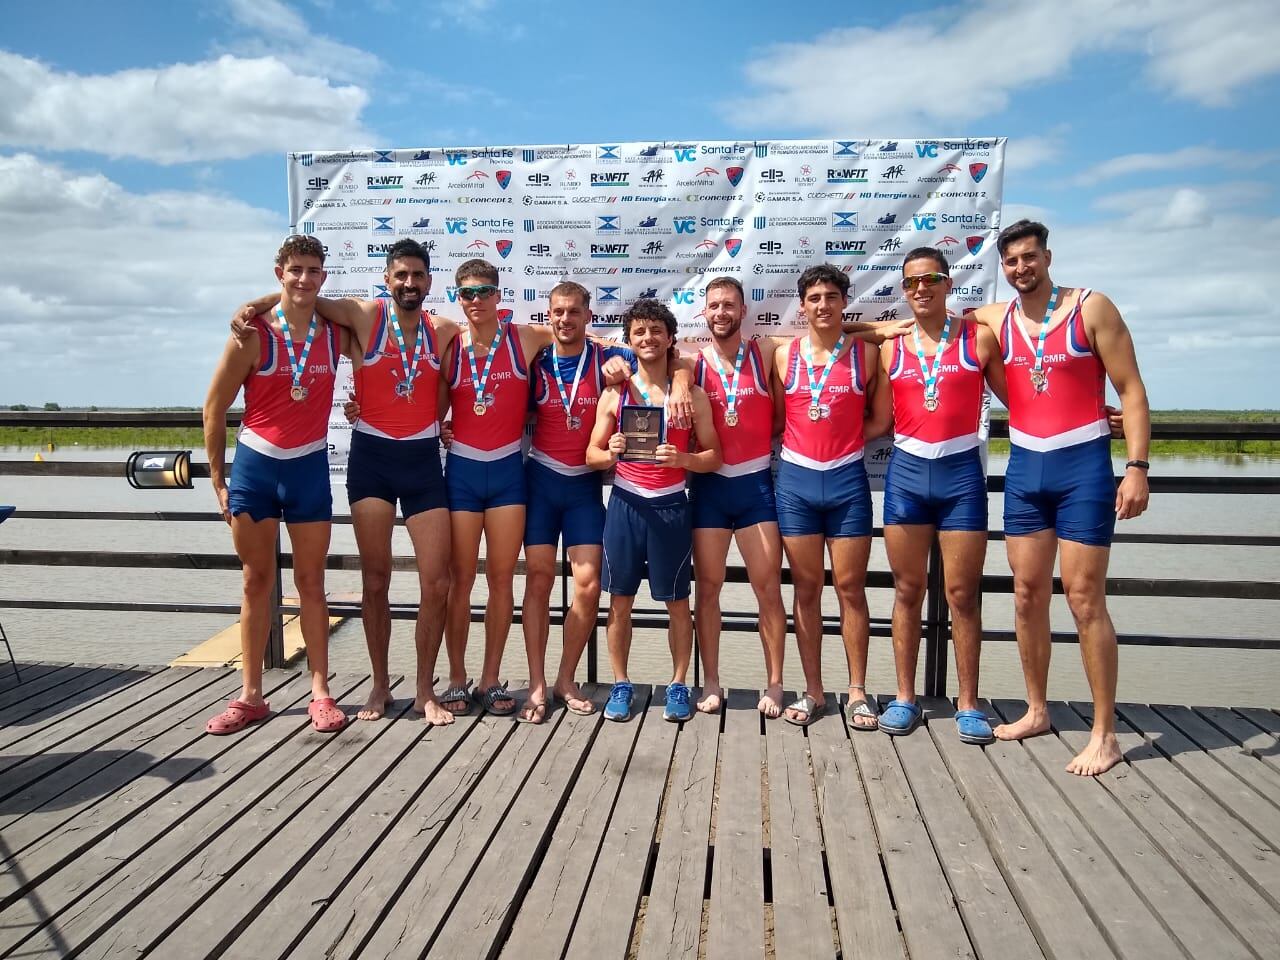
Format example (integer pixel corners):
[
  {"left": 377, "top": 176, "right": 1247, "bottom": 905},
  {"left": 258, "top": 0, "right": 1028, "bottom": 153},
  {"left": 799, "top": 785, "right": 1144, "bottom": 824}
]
[{"left": 393, "top": 288, "right": 424, "bottom": 310}]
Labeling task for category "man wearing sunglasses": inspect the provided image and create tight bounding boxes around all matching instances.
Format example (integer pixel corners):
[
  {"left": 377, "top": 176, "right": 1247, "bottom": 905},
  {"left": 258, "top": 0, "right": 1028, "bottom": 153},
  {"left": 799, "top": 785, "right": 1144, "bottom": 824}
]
[
  {"left": 876, "top": 248, "right": 1007, "bottom": 744},
  {"left": 974, "top": 219, "right": 1150, "bottom": 777},
  {"left": 233, "top": 238, "right": 463, "bottom": 725}
]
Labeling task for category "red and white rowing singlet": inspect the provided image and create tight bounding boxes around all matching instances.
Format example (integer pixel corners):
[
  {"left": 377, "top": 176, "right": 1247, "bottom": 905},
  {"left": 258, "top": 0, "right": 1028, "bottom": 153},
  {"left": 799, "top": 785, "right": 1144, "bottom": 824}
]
[
  {"left": 780, "top": 337, "right": 866, "bottom": 470},
  {"left": 353, "top": 301, "right": 441, "bottom": 441},
  {"left": 447, "top": 322, "right": 529, "bottom": 461},
  {"left": 613, "top": 383, "right": 692, "bottom": 498},
  {"left": 1001, "top": 289, "right": 1107, "bottom": 452},
  {"left": 530, "top": 342, "right": 610, "bottom": 476},
  {"left": 695, "top": 340, "right": 773, "bottom": 477},
  {"left": 239, "top": 314, "right": 338, "bottom": 459},
  {"left": 888, "top": 317, "right": 984, "bottom": 458}
]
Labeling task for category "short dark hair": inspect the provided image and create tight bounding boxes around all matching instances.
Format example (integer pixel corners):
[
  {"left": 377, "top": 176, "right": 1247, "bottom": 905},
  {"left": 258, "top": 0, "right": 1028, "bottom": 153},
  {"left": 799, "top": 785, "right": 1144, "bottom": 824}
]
[
  {"left": 902, "top": 246, "right": 950, "bottom": 275},
  {"left": 549, "top": 280, "right": 590, "bottom": 309},
  {"left": 385, "top": 238, "right": 431, "bottom": 272},
  {"left": 454, "top": 258, "right": 499, "bottom": 286},
  {"left": 275, "top": 234, "right": 325, "bottom": 266},
  {"left": 797, "top": 263, "right": 850, "bottom": 298},
  {"left": 704, "top": 276, "right": 744, "bottom": 304},
  {"left": 623, "top": 298, "right": 678, "bottom": 348},
  {"left": 996, "top": 219, "right": 1049, "bottom": 256}
]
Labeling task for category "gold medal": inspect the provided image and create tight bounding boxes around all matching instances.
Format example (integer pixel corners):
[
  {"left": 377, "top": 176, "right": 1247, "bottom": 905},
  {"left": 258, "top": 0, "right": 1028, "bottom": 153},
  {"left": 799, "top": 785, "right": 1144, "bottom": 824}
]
[
  {"left": 290, "top": 385, "right": 308, "bottom": 402},
  {"left": 923, "top": 395, "right": 939, "bottom": 412},
  {"left": 808, "top": 404, "right": 821, "bottom": 422},
  {"left": 1030, "top": 368, "right": 1048, "bottom": 392},
  {"left": 473, "top": 401, "right": 487, "bottom": 416},
  {"left": 724, "top": 410, "right": 739, "bottom": 427}
]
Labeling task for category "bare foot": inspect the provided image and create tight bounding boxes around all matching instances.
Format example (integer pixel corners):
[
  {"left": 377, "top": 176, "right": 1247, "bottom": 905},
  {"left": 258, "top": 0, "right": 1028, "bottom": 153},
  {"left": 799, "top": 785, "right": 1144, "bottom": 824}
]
[
  {"left": 357, "top": 688, "right": 394, "bottom": 722},
  {"left": 1066, "top": 732, "right": 1122, "bottom": 776},
  {"left": 696, "top": 685, "right": 724, "bottom": 714},
  {"left": 419, "top": 699, "right": 455, "bottom": 726},
  {"left": 758, "top": 683, "right": 783, "bottom": 719},
  {"left": 553, "top": 683, "right": 595, "bottom": 716},
  {"left": 993, "top": 706, "right": 1050, "bottom": 741}
]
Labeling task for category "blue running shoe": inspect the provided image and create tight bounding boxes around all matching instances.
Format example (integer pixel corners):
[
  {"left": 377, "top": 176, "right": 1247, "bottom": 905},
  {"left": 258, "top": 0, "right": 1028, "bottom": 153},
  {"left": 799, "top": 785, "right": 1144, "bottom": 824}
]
[
  {"left": 664, "top": 682, "right": 692, "bottom": 722},
  {"left": 604, "top": 681, "right": 634, "bottom": 722}
]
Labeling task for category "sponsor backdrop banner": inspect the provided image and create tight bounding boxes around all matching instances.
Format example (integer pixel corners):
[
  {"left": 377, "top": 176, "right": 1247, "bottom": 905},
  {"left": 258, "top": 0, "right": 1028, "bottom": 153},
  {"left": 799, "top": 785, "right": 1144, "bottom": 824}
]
[{"left": 285, "top": 138, "right": 1005, "bottom": 476}]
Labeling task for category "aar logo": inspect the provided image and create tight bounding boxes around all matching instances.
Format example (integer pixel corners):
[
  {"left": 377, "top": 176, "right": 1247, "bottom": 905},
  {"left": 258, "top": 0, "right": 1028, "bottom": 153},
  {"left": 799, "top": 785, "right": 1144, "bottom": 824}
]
[
  {"left": 495, "top": 170, "right": 511, "bottom": 190},
  {"left": 726, "top": 166, "right": 744, "bottom": 186},
  {"left": 966, "top": 236, "right": 985, "bottom": 255},
  {"left": 969, "top": 163, "right": 989, "bottom": 183},
  {"left": 725, "top": 238, "right": 742, "bottom": 258},
  {"left": 496, "top": 240, "right": 513, "bottom": 259}
]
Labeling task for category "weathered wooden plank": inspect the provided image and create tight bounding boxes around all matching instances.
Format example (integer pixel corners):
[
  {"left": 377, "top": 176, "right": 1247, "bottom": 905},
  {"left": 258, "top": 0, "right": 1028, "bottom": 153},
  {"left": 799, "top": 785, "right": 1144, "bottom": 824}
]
[
  {"left": 353, "top": 712, "right": 566, "bottom": 960},
  {"left": 636, "top": 700, "right": 719, "bottom": 960},
  {"left": 704, "top": 690, "right": 765, "bottom": 960},
  {"left": 563, "top": 688, "right": 677, "bottom": 960},
  {"left": 0, "top": 664, "right": 83, "bottom": 711},
  {"left": 1154, "top": 704, "right": 1280, "bottom": 806},
  {"left": 807, "top": 694, "right": 904, "bottom": 960},
  {"left": 145, "top": 694, "right": 440, "bottom": 959},
  {"left": 894, "top": 700, "right": 1042, "bottom": 960},
  {"left": 0, "top": 669, "right": 295, "bottom": 903},
  {"left": 848, "top": 696, "right": 973, "bottom": 960},
  {"left": 1233, "top": 707, "right": 1280, "bottom": 738},
  {"left": 5, "top": 674, "right": 376, "bottom": 960},
  {"left": 952, "top": 698, "right": 1180, "bottom": 960},
  {"left": 432, "top": 693, "right": 607, "bottom": 959},
  {"left": 500, "top": 687, "right": 648, "bottom": 960},
  {"left": 1081, "top": 702, "right": 1280, "bottom": 910},
  {"left": 926, "top": 699, "right": 1115, "bottom": 960},
  {"left": 0, "top": 664, "right": 68, "bottom": 696},
  {"left": 991, "top": 699, "right": 1255, "bottom": 960},
  {"left": 0, "top": 669, "right": 246, "bottom": 860},
  {"left": 1190, "top": 704, "right": 1280, "bottom": 782},
  {"left": 0, "top": 664, "right": 148, "bottom": 727},
  {"left": 0, "top": 668, "right": 230, "bottom": 809},
  {"left": 286, "top": 710, "right": 513, "bottom": 960},
  {"left": 1115, "top": 702, "right": 1280, "bottom": 853},
  {"left": 1050, "top": 702, "right": 1280, "bottom": 957},
  {"left": 764, "top": 693, "right": 832, "bottom": 959}
]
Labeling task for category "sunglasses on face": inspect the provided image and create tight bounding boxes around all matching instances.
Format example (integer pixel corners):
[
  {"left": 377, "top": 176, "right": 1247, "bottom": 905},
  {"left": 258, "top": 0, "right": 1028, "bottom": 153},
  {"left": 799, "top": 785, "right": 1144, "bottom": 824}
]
[
  {"left": 457, "top": 284, "right": 498, "bottom": 302},
  {"left": 902, "top": 272, "right": 948, "bottom": 291}
]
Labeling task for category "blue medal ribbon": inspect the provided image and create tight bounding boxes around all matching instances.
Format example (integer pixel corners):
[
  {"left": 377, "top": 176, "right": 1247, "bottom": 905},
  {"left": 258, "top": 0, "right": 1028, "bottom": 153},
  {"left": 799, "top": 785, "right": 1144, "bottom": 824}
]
[
  {"left": 1023, "top": 285, "right": 1061, "bottom": 392},
  {"left": 708, "top": 342, "right": 745, "bottom": 425},
  {"left": 551, "top": 342, "right": 591, "bottom": 430},
  {"left": 911, "top": 313, "right": 953, "bottom": 411},
  {"left": 802, "top": 333, "right": 846, "bottom": 418},
  {"left": 387, "top": 303, "right": 426, "bottom": 400},
  {"left": 465, "top": 322, "right": 505, "bottom": 413},
  {"left": 275, "top": 305, "right": 318, "bottom": 401}
]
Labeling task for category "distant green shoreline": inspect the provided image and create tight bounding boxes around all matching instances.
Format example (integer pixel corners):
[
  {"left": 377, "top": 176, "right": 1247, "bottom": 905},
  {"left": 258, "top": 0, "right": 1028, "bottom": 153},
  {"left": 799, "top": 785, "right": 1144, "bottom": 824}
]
[{"left": 1, "top": 410, "right": 1277, "bottom": 457}]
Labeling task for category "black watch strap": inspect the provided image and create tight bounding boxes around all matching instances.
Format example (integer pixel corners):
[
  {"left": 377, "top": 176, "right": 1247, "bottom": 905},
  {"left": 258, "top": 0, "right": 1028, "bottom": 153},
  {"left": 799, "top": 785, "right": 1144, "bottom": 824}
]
[{"left": 1125, "top": 459, "right": 1150, "bottom": 470}]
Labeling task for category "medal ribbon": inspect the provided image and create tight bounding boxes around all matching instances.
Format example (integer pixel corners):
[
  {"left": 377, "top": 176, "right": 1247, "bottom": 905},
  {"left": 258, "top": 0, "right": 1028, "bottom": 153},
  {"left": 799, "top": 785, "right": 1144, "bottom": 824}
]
[
  {"left": 386, "top": 302, "right": 426, "bottom": 395},
  {"left": 465, "top": 322, "right": 505, "bottom": 405},
  {"left": 551, "top": 342, "right": 591, "bottom": 424},
  {"left": 1023, "top": 285, "right": 1061, "bottom": 379},
  {"left": 275, "top": 305, "right": 318, "bottom": 395},
  {"left": 631, "top": 375, "right": 670, "bottom": 418},
  {"left": 802, "top": 333, "right": 847, "bottom": 410},
  {"left": 912, "top": 312, "right": 953, "bottom": 403},
  {"left": 709, "top": 342, "right": 745, "bottom": 418}
]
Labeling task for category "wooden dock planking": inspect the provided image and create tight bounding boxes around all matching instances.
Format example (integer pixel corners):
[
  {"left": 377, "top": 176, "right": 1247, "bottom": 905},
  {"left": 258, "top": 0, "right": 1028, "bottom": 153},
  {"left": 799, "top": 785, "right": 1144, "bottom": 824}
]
[
  {"left": 0, "top": 663, "right": 149, "bottom": 728},
  {"left": 1186, "top": 704, "right": 1280, "bottom": 784},
  {"left": 1153, "top": 703, "right": 1280, "bottom": 804},
  {"left": 849, "top": 696, "right": 974, "bottom": 960},
  {"left": 894, "top": 700, "right": 1042, "bottom": 960},
  {"left": 1233, "top": 706, "right": 1280, "bottom": 738},
  {"left": 636, "top": 697, "right": 719, "bottom": 960},
  {"left": 500, "top": 686, "right": 647, "bottom": 960},
  {"left": 993, "top": 699, "right": 1257, "bottom": 960},
  {"left": 1051, "top": 702, "right": 1280, "bottom": 957},
  {"left": 925, "top": 697, "right": 1117, "bottom": 960},
  {"left": 764, "top": 692, "right": 833, "bottom": 959},
  {"left": 563, "top": 688, "right": 677, "bottom": 960},
  {"left": 959, "top": 698, "right": 1183, "bottom": 960},
  {"left": 431, "top": 691, "right": 607, "bottom": 959},
  {"left": 704, "top": 690, "right": 766, "bottom": 960},
  {"left": 0, "top": 662, "right": 1275, "bottom": 960}
]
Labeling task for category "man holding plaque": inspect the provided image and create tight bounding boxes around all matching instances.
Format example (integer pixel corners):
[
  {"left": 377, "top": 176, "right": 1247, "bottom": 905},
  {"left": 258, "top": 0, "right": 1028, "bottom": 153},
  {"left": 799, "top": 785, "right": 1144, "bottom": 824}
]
[
  {"left": 973, "top": 220, "right": 1150, "bottom": 776},
  {"left": 204, "top": 235, "right": 347, "bottom": 735},
  {"left": 772, "top": 264, "right": 892, "bottom": 728},
  {"left": 587, "top": 300, "right": 721, "bottom": 723}
]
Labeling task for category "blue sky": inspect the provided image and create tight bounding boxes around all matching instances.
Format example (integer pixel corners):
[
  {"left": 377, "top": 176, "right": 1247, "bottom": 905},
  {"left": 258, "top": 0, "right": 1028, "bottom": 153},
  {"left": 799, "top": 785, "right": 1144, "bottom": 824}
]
[{"left": 1, "top": 0, "right": 1276, "bottom": 408}]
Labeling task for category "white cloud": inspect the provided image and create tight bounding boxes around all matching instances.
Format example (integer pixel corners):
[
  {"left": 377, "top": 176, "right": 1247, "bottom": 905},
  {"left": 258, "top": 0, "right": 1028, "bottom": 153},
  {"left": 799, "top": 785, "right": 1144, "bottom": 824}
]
[
  {"left": 722, "top": 0, "right": 1280, "bottom": 134},
  {"left": 1072, "top": 146, "right": 1278, "bottom": 186},
  {"left": 0, "top": 153, "right": 285, "bottom": 406},
  {"left": 0, "top": 51, "right": 372, "bottom": 164},
  {"left": 1004, "top": 133, "right": 1068, "bottom": 175},
  {"left": 220, "top": 0, "right": 381, "bottom": 84}
]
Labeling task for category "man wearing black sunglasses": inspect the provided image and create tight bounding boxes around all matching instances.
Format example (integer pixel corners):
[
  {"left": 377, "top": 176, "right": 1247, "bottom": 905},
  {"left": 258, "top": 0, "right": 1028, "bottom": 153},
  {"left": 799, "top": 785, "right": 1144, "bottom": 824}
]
[
  {"left": 233, "top": 238, "right": 464, "bottom": 726},
  {"left": 876, "top": 247, "right": 1007, "bottom": 744},
  {"left": 974, "top": 219, "right": 1150, "bottom": 777}
]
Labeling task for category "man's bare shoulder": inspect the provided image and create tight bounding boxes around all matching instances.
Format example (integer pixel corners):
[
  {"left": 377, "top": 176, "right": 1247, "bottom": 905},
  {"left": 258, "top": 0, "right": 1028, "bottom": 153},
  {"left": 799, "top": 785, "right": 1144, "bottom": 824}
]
[{"left": 971, "top": 301, "right": 1008, "bottom": 327}]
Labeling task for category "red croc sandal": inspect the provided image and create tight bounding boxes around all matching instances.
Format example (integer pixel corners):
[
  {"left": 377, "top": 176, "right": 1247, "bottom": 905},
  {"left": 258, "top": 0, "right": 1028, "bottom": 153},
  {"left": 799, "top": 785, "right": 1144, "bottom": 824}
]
[
  {"left": 206, "top": 699, "right": 270, "bottom": 735},
  {"left": 308, "top": 697, "right": 347, "bottom": 733}
]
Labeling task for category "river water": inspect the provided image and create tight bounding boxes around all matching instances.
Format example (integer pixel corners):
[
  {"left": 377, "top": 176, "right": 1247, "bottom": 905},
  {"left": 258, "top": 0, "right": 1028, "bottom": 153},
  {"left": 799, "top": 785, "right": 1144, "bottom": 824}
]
[{"left": 1, "top": 447, "right": 1277, "bottom": 707}]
